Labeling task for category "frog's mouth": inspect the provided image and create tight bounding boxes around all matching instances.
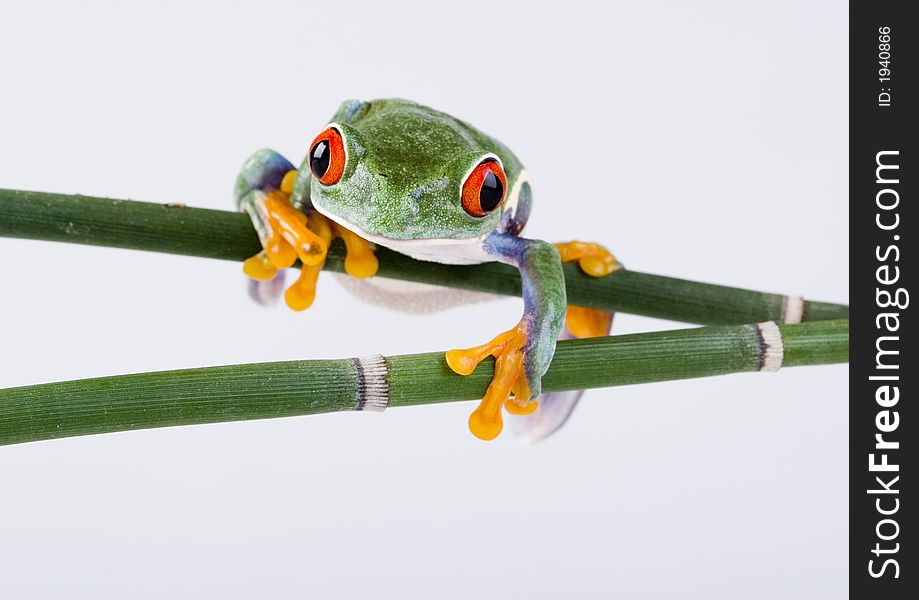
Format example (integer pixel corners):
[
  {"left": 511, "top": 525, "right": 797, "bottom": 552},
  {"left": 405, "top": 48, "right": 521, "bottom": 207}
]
[{"left": 310, "top": 197, "right": 491, "bottom": 266}]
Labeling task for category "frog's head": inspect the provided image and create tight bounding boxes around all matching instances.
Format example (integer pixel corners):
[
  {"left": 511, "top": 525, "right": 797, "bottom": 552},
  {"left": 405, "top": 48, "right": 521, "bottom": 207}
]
[{"left": 304, "top": 105, "right": 513, "bottom": 245}]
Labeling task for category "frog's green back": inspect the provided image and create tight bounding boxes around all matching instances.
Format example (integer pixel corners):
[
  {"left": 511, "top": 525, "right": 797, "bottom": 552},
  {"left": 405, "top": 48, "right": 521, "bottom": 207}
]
[
  {"left": 334, "top": 98, "right": 525, "bottom": 182},
  {"left": 303, "top": 98, "right": 530, "bottom": 242}
]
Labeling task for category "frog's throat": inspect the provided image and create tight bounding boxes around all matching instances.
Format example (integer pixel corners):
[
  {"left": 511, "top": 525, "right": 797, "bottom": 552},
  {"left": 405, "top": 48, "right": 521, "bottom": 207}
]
[{"left": 310, "top": 198, "right": 493, "bottom": 266}]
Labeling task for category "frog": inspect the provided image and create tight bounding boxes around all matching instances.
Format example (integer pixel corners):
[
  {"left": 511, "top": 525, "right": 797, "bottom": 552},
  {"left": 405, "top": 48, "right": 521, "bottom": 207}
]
[{"left": 235, "top": 99, "right": 620, "bottom": 441}]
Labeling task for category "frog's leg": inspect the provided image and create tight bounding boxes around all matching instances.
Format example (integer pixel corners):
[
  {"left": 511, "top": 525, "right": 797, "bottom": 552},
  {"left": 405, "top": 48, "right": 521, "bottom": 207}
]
[
  {"left": 236, "top": 149, "right": 378, "bottom": 310},
  {"left": 503, "top": 241, "right": 622, "bottom": 442},
  {"left": 445, "top": 232, "right": 567, "bottom": 440}
]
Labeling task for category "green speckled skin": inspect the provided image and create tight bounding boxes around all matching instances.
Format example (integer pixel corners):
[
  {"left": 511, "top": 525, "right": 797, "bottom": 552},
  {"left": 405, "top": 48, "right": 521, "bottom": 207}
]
[{"left": 292, "top": 99, "right": 526, "bottom": 241}]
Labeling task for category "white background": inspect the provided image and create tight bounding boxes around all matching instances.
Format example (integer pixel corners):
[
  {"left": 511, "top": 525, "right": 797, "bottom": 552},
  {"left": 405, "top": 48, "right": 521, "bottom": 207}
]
[{"left": 0, "top": 1, "right": 848, "bottom": 598}]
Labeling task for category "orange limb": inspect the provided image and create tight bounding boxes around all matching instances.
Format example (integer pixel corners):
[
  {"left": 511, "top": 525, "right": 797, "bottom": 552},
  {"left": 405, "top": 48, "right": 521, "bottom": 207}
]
[{"left": 445, "top": 322, "right": 536, "bottom": 441}]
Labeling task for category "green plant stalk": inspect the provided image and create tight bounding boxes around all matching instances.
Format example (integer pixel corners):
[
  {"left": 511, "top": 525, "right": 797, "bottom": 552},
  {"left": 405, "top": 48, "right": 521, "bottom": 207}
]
[
  {"left": 0, "top": 320, "right": 848, "bottom": 446},
  {"left": 0, "top": 189, "right": 848, "bottom": 325}
]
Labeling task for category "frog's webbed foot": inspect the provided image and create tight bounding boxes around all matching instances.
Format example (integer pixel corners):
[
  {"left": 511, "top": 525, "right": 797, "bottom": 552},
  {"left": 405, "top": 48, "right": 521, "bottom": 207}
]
[
  {"left": 241, "top": 171, "right": 325, "bottom": 269},
  {"left": 238, "top": 160, "right": 379, "bottom": 311},
  {"left": 241, "top": 171, "right": 329, "bottom": 310},
  {"left": 554, "top": 241, "right": 622, "bottom": 338},
  {"left": 446, "top": 320, "right": 538, "bottom": 441}
]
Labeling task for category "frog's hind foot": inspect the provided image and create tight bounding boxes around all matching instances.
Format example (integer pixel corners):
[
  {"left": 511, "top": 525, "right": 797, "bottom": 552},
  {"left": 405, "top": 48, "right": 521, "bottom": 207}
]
[
  {"left": 445, "top": 321, "right": 538, "bottom": 441},
  {"left": 554, "top": 241, "right": 622, "bottom": 278},
  {"left": 564, "top": 305, "right": 614, "bottom": 338},
  {"left": 554, "top": 239, "right": 619, "bottom": 338},
  {"left": 249, "top": 174, "right": 328, "bottom": 268}
]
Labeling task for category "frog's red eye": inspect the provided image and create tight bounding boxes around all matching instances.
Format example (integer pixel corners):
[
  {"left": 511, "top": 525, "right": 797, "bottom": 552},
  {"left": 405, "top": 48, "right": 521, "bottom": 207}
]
[
  {"left": 308, "top": 127, "right": 345, "bottom": 185},
  {"left": 461, "top": 159, "right": 506, "bottom": 217}
]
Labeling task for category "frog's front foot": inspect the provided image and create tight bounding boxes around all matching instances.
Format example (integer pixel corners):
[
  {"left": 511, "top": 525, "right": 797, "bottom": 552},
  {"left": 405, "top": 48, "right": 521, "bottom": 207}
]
[
  {"left": 242, "top": 173, "right": 329, "bottom": 310},
  {"left": 240, "top": 165, "right": 378, "bottom": 311},
  {"left": 446, "top": 320, "right": 538, "bottom": 441},
  {"left": 244, "top": 171, "right": 327, "bottom": 271}
]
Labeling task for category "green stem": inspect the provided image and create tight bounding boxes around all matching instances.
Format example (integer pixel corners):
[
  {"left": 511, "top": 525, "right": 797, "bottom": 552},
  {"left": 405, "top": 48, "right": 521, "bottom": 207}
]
[
  {"left": 0, "top": 320, "right": 848, "bottom": 446},
  {"left": 0, "top": 189, "right": 848, "bottom": 325}
]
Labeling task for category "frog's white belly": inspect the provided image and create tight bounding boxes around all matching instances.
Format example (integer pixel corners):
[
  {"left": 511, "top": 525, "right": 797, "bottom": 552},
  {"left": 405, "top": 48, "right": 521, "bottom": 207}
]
[
  {"left": 371, "top": 235, "right": 491, "bottom": 265},
  {"left": 334, "top": 274, "right": 499, "bottom": 314},
  {"left": 311, "top": 201, "right": 492, "bottom": 265}
]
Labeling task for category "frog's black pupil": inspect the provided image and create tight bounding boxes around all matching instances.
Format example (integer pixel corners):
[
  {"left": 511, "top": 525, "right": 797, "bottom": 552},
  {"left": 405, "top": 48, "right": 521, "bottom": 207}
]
[
  {"left": 479, "top": 169, "right": 503, "bottom": 212},
  {"left": 310, "top": 140, "right": 330, "bottom": 178}
]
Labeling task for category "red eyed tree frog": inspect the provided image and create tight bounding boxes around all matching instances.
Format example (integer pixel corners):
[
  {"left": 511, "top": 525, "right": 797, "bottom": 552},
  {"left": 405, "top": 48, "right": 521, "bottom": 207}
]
[{"left": 235, "top": 99, "right": 619, "bottom": 441}]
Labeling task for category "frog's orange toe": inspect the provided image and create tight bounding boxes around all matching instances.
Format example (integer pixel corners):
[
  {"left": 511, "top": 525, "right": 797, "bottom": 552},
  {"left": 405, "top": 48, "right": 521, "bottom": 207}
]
[
  {"left": 445, "top": 349, "right": 481, "bottom": 376},
  {"left": 284, "top": 264, "right": 322, "bottom": 311},
  {"left": 335, "top": 224, "right": 379, "bottom": 279},
  {"left": 243, "top": 251, "right": 278, "bottom": 281},
  {"left": 579, "top": 254, "right": 619, "bottom": 277},
  {"left": 265, "top": 232, "right": 298, "bottom": 269},
  {"left": 554, "top": 241, "right": 621, "bottom": 278},
  {"left": 446, "top": 322, "right": 534, "bottom": 441},
  {"left": 468, "top": 404, "right": 504, "bottom": 441},
  {"left": 344, "top": 252, "right": 379, "bottom": 279},
  {"left": 504, "top": 396, "right": 539, "bottom": 416}
]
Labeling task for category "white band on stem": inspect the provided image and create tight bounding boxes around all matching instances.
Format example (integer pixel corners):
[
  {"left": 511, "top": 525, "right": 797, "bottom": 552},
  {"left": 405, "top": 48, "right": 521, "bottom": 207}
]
[
  {"left": 756, "top": 321, "right": 784, "bottom": 372},
  {"left": 355, "top": 354, "right": 389, "bottom": 412},
  {"left": 781, "top": 295, "right": 805, "bottom": 324}
]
